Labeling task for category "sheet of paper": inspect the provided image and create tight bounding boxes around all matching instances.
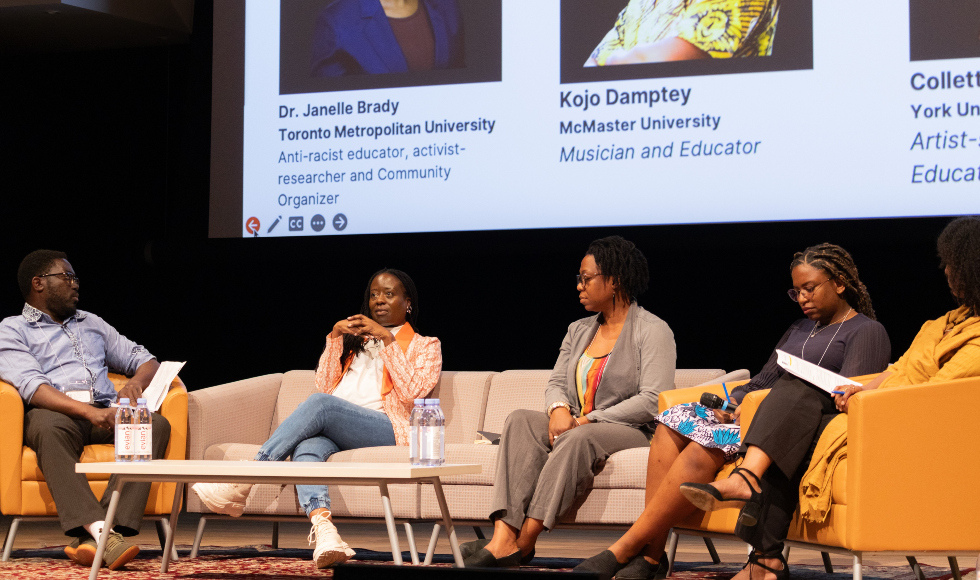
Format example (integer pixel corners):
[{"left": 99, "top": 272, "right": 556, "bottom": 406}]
[
  {"left": 775, "top": 350, "right": 861, "bottom": 393},
  {"left": 141, "top": 361, "right": 186, "bottom": 412}
]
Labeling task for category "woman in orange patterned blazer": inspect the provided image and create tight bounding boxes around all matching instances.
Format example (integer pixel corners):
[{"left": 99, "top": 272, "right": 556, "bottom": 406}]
[{"left": 192, "top": 269, "right": 441, "bottom": 569}]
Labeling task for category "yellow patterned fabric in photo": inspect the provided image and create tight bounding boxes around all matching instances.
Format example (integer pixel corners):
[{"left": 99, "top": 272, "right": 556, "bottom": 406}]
[{"left": 589, "top": 0, "right": 779, "bottom": 64}]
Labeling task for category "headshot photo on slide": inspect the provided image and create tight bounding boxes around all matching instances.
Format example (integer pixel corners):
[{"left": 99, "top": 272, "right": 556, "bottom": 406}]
[
  {"left": 909, "top": 0, "right": 980, "bottom": 62},
  {"left": 279, "top": 0, "right": 501, "bottom": 95},
  {"left": 560, "top": 0, "right": 813, "bottom": 84}
]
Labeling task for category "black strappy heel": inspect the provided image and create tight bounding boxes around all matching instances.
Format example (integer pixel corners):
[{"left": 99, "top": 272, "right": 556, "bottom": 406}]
[
  {"left": 745, "top": 549, "right": 790, "bottom": 580},
  {"left": 678, "top": 467, "right": 765, "bottom": 528}
]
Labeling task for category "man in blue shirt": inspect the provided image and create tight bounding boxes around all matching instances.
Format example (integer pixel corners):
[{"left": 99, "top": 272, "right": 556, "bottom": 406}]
[{"left": 0, "top": 250, "right": 171, "bottom": 571}]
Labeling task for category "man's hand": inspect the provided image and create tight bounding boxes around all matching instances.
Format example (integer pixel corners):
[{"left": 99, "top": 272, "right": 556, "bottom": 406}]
[
  {"left": 85, "top": 406, "right": 116, "bottom": 431},
  {"left": 117, "top": 382, "right": 143, "bottom": 403},
  {"left": 548, "top": 406, "right": 577, "bottom": 446}
]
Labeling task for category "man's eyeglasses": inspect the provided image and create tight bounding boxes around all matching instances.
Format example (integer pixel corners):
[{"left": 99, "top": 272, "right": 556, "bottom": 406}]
[
  {"left": 576, "top": 272, "right": 602, "bottom": 286},
  {"left": 787, "top": 278, "right": 831, "bottom": 301},
  {"left": 37, "top": 272, "right": 80, "bottom": 285}
]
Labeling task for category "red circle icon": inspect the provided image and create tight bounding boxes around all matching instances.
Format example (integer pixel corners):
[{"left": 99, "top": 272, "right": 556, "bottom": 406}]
[{"left": 245, "top": 217, "right": 261, "bottom": 235}]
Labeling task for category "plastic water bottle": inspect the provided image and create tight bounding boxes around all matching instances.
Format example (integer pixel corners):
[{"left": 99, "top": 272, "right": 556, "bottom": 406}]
[
  {"left": 432, "top": 399, "right": 446, "bottom": 465},
  {"left": 114, "top": 398, "right": 135, "bottom": 462},
  {"left": 409, "top": 398, "right": 425, "bottom": 466},
  {"left": 133, "top": 398, "right": 152, "bottom": 462},
  {"left": 420, "top": 399, "right": 445, "bottom": 466}
]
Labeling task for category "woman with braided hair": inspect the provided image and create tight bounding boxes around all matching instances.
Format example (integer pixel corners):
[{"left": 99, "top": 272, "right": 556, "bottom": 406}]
[
  {"left": 682, "top": 220, "right": 980, "bottom": 580},
  {"left": 574, "top": 243, "right": 890, "bottom": 580},
  {"left": 461, "top": 236, "right": 677, "bottom": 568}
]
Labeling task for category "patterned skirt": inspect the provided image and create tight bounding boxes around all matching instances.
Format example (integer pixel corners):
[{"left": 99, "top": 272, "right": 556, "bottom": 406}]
[{"left": 656, "top": 403, "right": 742, "bottom": 461}]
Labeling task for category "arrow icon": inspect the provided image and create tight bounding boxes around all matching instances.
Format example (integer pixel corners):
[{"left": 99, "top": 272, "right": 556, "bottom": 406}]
[{"left": 332, "top": 213, "right": 348, "bottom": 231}]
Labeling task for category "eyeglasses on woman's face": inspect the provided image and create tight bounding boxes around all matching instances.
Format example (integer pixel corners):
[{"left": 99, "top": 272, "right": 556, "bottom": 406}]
[
  {"left": 787, "top": 278, "right": 831, "bottom": 302},
  {"left": 576, "top": 272, "right": 602, "bottom": 287}
]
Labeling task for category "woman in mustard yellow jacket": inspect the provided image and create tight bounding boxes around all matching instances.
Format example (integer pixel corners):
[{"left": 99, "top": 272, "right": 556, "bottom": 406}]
[{"left": 683, "top": 216, "right": 980, "bottom": 580}]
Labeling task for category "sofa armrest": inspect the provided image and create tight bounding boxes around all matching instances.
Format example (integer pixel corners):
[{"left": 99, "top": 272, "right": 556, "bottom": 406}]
[
  {"left": 187, "top": 373, "right": 284, "bottom": 460},
  {"left": 659, "top": 379, "right": 751, "bottom": 413},
  {"left": 697, "top": 369, "right": 751, "bottom": 386},
  {"left": 160, "top": 377, "right": 188, "bottom": 461},
  {"left": 0, "top": 381, "right": 24, "bottom": 514},
  {"left": 845, "top": 377, "right": 980, "bottom": 551}
]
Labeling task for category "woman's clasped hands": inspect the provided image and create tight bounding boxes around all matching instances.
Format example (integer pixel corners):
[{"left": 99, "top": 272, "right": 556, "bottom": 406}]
[
  {"left": 548, "top": 406, "right": 591, "bottom": 446},
  {"left": 331, "top": 314, "right": 395, "bottom": 345}
]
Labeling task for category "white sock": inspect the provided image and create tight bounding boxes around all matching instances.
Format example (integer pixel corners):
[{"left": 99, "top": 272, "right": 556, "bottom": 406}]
[{"left": 84, "top": 521, "right": 105, "bottom": 544}]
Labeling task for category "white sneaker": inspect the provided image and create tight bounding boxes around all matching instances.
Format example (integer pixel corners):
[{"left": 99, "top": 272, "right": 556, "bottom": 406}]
[
  {"left": 191, "top": 482, "right": 252, "bottom": 517},
  {"left": 309, "top": 511, "right": 355, "bottom": 568}
]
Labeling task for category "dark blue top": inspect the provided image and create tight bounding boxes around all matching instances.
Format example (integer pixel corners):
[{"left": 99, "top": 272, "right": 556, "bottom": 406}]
[
  {"left": 730, "top": 314, "right": 891, "bottom": 403},
  {"left": 311, "top": 0, "right": 464, "bottom": 77}
]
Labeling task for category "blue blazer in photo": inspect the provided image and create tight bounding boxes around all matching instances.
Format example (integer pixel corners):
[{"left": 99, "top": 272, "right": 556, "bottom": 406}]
[{"left": 311, "top": 0, "right": 465, "bottom": 77}]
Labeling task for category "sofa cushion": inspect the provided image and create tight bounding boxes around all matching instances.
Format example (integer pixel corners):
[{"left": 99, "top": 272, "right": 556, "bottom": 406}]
[
  {"left": 432, "top": 442, "right": 650, "bottom": 490},
  {"left": 429, "top": 371, "right": 495, "bottom": 444},
  {"left": 438, "top": 443, "right": 499, "bottom": 485},
  {"left": 591, "top": 447, "right": 649, "bottom": 489},
  {"left": 482, "top": 370, "right": 551, "bottom": 434},
  {"left": 271, "top": 370, "right": 317, "bottom": 435}
]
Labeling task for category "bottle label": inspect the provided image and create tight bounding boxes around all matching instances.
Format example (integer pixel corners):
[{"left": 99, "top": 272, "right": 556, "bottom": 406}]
[
  {"left": 115, "top": 424, "right": 134, "bottom": 457},
  {"left": 135, "top": 424, "right": 152, "bottom": 456}
]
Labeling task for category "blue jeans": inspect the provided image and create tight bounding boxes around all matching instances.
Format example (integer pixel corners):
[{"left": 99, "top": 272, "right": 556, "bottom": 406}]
[{"left": 254, "top": 393, "right": 396, "bottom": 515}]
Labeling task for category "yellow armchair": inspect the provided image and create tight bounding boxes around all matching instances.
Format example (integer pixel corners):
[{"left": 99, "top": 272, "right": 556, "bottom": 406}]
[
  {"left": 0, "top": 374, "right": 187, "bottom": 558},
  {"left": 658, "top": 376, "right": 980, "bottom": 580}
]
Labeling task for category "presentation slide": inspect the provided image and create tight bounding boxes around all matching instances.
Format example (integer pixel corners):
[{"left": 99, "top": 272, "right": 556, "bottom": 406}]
[{"left": 210, "top": 0, "right": 980, "bottom": 238}]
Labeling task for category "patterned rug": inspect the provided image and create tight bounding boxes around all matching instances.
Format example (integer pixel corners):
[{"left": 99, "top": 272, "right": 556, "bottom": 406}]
[{"left": 0, "top": 545, "right": 971, "bottom": 580}]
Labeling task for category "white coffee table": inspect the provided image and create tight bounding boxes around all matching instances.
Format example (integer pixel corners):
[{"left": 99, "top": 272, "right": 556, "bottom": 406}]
[{"left": 75, "top": 460, "right": 481, "bottom": 580}]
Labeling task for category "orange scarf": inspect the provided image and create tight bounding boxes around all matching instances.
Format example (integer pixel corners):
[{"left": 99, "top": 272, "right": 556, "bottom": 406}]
[{"left": 333, "top": 323, "right": 415, "bottom": 397}]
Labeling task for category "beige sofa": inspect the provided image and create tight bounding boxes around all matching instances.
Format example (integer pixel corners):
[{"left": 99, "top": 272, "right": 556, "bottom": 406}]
[{"left": 186, "top": 368, "right": 748, "bottom": 553}]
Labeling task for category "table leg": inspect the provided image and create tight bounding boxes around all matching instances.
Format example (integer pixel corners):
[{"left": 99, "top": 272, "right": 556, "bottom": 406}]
[
  {"left": 402, "top": 522, "right": 420, "bottom": 565},
  {"left": 378, "top": 481, "right": 403, "bottom": 565},
  {"left": 89, "top": 484, "right": 123, "bottom": 580},
  {"left": 431, "top": 478, "right": 462, "bottom": 567},
  {"left": 160, "top": 481, "right": 184, "bottom": 572},
  {"left": 424, "top": 523, "right": 440, "bottom": 565}
]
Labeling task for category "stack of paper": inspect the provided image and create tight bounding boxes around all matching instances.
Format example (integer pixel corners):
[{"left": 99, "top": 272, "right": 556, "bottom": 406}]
[
  {"left": 775, "top": 350, "right": 860, "bottom": 393},
  {"left": 141, "top": 361, "right": 186, "bottom": 412}
]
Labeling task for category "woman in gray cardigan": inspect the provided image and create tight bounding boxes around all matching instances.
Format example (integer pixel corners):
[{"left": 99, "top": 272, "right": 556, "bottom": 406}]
[{"left": 462, "top": 236, "right": 676, "bottom": 567}]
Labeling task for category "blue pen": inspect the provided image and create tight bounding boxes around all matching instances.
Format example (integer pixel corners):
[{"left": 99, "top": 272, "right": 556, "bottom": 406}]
[
  {"left": 831, "top": 390, "right": 846, "bottom": 395},
  {"left": 722, "top": 382, "right": 731, "bottom": 410}
]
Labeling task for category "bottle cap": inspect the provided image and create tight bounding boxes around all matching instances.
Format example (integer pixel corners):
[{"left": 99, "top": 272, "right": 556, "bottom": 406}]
[
  {"left": 119, "top": 398, "right": 130, "bottom": 404},
  {"left": 414, "top": 398, "right": 425, "bottom": 405},
  {"left": 137, "top": 398, "right": 147, "bottom": 404}
]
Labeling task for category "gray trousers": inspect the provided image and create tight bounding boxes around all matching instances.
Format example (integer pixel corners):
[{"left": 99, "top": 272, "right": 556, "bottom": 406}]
[
  {"left": 24, "top": 406, "right": 171, "bottom": 537},
  {"left": 489, "top": 409, "right": 649, "bottom": 530}
]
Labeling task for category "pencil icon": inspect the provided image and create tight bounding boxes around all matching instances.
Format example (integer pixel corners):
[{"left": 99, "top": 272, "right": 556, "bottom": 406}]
[{"left": 267, "top": 216, "right": 282, "bottom": 233}]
